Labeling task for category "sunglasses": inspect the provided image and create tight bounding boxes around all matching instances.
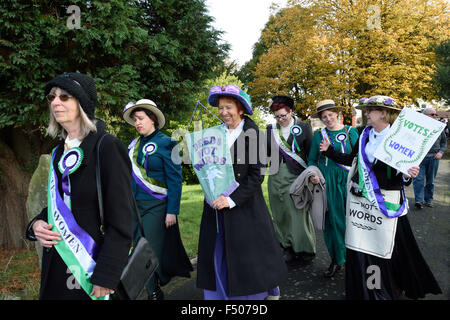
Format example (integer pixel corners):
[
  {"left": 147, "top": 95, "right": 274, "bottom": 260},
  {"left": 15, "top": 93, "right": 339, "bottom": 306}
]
[
  {"left": 428, "top": 113, "right": 437, "bottom": 117},
  {"left": 46, "top": 93, "right": 73, "bottom": 103}
]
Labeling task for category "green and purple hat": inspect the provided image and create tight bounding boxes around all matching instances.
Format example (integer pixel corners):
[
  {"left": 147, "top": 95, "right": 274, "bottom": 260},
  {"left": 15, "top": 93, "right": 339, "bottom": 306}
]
[
  {"left": 208, "top": 84, "right": 253, "bottom": 115},
  {"left": 356, "top": 95, "right": 401, "bottom": 111}
]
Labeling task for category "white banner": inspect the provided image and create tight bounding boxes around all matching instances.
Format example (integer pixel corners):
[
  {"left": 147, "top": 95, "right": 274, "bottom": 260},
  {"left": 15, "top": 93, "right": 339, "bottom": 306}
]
[{"left": 345, "top": 160, "right": 403, "bottom": 259}]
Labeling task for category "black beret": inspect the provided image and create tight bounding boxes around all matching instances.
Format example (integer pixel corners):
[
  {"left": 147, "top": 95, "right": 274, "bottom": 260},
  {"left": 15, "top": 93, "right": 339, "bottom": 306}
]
[
  {"left": 270, "top": 95, "right": 294, "bottom": 109},
  {"left": 44, "top": 72, "right": 97, "bottom": 119}
]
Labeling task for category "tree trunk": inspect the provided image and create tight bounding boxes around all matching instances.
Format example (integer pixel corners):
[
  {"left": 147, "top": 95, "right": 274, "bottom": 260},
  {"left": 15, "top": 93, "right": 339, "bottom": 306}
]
[{"left": 0, "top": 127, "right": 53, "bottom": 249}]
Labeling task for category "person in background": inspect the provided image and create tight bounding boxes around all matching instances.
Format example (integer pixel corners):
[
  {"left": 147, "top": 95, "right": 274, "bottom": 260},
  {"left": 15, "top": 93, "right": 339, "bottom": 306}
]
[
  {"left": 308, "top": 99, "right": 359, "bottom": 278},
  {"left": 26, "top": 72, "right": 133, "bottom": 300},
  {"left": 266, "top": 95, "right": 316, "bottom": 266},
  {"left": 413, "top": 107, "right": 447, "bottom": 209},
  {"left": 196, "top": 84, "right": 287, "bottom": 300},
  {"left": 122, "top": 99, "right": 192, "bottom": 300}
]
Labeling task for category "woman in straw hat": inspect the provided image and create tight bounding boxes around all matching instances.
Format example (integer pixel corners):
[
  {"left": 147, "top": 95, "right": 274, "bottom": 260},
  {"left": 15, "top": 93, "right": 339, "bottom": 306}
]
[
  {"left": 266, "top": 95, "right": 316, "bottom": 266},
  {"left": 320, "top": 95, "right": 442, "bottom": 299},
  {"left": 123, "top": 100, "right": 192, "bottom": 300},
  {"left": 308, "top": 99, "right": 359, "bottom": 278},
  {"left": 26, "top": 73, "right": 133, "bottom": 299},
  {"left": 196, "top": 84, "right": 287, "bottom": 300}
]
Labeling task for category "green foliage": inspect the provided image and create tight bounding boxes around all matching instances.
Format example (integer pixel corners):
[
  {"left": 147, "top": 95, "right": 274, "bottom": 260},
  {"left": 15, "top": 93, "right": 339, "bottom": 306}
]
[
  {"left": 0, "top": 0, "right": 228, "bottom": 140},
  {"left": 433, "top": 39, "right": 450, "bottom": 104},
  {"left": 161, "top": 70, "right": 268, "bottom": 185}
]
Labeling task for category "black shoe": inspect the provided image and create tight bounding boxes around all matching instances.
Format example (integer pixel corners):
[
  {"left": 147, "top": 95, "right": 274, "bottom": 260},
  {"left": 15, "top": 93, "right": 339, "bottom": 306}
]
[
  {"left": 424, "top": 202, "right": 433, "bottom": 208},
  {"left": 324, "top": 262, "right": 341, "bottom": 278},
  {"left": 149, "top": 286, "right": 164, "bottom": 300},
  {"left": 282, "top": 247, "right": 296, "bottom": 263},
  {"left": 415, "top": 202, "right": 423, "bottom": 209},
  {"left": 298, "top": 252, "right": 316, "bottom": 264}
]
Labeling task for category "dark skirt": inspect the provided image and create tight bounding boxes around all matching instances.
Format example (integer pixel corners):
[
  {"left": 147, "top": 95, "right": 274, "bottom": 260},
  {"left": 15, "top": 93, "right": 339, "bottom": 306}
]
[
  {"left": 345, "top": 215, "right": 442, "bottom": 300},
  {"left": 135, "top": 199, "right": 192, "bottom": 294},
  {"left": 203, "top": 213, "right": 280, "bottom": 300},
  {"left": 40, "top": 249, "right": 91, "bottom": 300}
]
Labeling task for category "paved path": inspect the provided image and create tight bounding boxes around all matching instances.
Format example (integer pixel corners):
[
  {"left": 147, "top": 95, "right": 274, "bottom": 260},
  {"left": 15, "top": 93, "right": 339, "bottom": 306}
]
[{"left": 165, "top": 158, "right": 450, "bottom": 300}]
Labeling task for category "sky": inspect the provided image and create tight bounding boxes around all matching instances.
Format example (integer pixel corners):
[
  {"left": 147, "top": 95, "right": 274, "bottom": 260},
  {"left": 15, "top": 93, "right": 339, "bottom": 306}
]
[{"left": 205, "top": 0, "right": 288, "bottom": 66}]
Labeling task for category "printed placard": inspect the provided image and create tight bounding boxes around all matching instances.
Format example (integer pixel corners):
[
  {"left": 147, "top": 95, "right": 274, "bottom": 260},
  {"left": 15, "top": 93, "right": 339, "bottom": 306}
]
[
  {"left": 373, "top": 107, "right": 445, "bottom": 175},
  {"left": 346, "top": 190, "right": 400, "bottom": 259},
  {"left": 185, "top": 125, "right": 239, "bottom": 207}
]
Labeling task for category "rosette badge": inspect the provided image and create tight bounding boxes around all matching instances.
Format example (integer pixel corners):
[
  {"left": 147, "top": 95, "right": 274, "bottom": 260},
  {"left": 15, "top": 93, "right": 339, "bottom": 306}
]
[
  {"left": 58, "top": 147, "right": 84, "bottom": 175},
  {"left": 336, "top": 132, "right": 348, "bottom": 143},
  {"left": 290, "top": 125, "right": 303, "bottom": 136},
  {"left": 143, "top": 142, "right": 157, "bottom": 156}
]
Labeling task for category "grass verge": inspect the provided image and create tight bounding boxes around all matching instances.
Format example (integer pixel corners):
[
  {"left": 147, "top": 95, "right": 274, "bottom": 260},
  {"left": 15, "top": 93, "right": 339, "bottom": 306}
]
[{"left": 0, "top": 177, "right": 272, "bottom": 299}]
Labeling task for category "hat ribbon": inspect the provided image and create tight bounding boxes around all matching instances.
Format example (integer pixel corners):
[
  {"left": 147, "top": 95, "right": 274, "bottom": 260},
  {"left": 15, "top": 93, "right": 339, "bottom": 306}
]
[{"left": 123, "top": 101, "right": 135, "bottom": 112}]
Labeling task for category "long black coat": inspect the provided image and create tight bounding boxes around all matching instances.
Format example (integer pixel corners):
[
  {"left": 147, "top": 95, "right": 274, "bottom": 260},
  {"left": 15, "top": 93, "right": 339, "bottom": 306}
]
[
  {"left": 26, "top": 120, "right": 133, "bottom": 299},
  {"left": 196, "top": 116, "right": 288, "bottom": 297}
]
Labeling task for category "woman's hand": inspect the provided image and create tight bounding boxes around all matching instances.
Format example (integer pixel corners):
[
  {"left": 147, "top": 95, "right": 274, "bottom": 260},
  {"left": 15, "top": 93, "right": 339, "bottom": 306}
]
[
  {"left": 212, "top": 195, "right": 229, "bottom": 210},
  {"left": 165, "top": 213, "right": 177, "bottom": 228},
  {"left": 309, "top": 175, "right": 320, "bottom": 185},
  {"left": 90, "top": 285, "right": 114, "bottom": 298},
  {"left": 32, "top": 220, "right": 61, "bottom": 248},
  {"left": 320, "top": 139, "right": 331, "bottom": 152},
  {"left": 405, "top": 166, "right": 420, "bottom": 179}
]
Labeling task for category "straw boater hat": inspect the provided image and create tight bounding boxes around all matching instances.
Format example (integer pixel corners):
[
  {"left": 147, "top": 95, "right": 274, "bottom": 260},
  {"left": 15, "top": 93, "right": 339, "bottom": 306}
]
[
  {"left": 356, "top": 95, "right": 401, "bottom": 111},
  {"left": 122, "top": 99, "right": 166, "bottom": 129},
  {"left": 311, "top": 99, "right": 341, "bottom": 118}
]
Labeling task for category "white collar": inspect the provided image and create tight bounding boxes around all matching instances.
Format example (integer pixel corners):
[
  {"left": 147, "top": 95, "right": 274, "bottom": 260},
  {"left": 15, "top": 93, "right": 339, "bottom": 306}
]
[
  {"left": 370, "top": 124, "right": 390, "bottom": 140},
  {"left": 64, "top": 136, "right": 82, "bottom": 151},
  {"left": 224, "top": 118, "right": 245, "bottom": 149}
]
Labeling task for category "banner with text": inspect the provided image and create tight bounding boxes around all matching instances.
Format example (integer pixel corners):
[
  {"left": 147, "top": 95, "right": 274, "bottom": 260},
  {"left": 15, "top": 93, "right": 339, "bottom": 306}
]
[
  {"left": 373, "top": 107, "right": 445, "bottom": 175},
  {"left": 185, "top": 125, "right": 239, "bottom": 207}
]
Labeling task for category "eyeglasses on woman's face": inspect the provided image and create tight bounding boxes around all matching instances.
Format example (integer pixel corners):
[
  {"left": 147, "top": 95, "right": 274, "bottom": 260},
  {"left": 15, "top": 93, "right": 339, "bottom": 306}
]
[
  {"left": 46, "top": 93, "right": 73, "bottom": 103},
  {"left": 274, "top": 113, "right": 289, "bottom": 120}
]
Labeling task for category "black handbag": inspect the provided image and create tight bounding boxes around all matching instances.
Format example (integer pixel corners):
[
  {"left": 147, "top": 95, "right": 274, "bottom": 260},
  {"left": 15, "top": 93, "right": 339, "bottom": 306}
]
[{"left": 95, "top": 134, "right": 159, "bottom": 300}]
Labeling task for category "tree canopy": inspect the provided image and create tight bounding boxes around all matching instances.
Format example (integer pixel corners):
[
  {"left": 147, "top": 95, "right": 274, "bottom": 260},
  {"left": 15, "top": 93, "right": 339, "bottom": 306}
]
[
  {"left": 242, "top": 0, "right": 449, "bottom": 119},
  {"left": 0, "top": 0, "right": 229, "bottom": 248},
  {"left": 0, "top": 0, "right": 229, "bottom": 138}
]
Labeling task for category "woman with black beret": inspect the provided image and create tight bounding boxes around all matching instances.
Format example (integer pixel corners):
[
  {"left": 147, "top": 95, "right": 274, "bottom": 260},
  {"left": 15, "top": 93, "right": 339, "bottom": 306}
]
[{"left": 26, "top": 72, "right": 133, "bottom": 300}]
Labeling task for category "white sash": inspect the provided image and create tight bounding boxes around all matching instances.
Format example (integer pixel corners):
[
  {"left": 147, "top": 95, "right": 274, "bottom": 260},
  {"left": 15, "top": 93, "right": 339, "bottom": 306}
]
[
  {"left": 320, "top": 127, "right": 352, "bottom": 171},
  {"left": 128, "top": 138, "right": 168, "bottom": 196},
  {"left": 270, "top": 125, "right": 307, "bottom": 168}
]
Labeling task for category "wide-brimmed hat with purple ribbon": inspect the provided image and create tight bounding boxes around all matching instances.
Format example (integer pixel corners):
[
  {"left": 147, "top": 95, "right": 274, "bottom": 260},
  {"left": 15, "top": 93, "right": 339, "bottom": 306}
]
[
  {"left": 207, "top": 84, "right": 253, "bottom": 115},
  {"left": 356, "top": 95, "right": 401, "bottom": 111},
  {"left": 122, "top": 99, "right": 166, "bottom": 129}
]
